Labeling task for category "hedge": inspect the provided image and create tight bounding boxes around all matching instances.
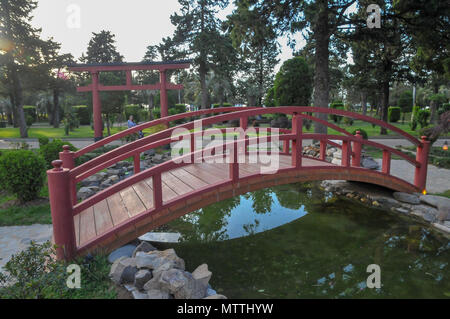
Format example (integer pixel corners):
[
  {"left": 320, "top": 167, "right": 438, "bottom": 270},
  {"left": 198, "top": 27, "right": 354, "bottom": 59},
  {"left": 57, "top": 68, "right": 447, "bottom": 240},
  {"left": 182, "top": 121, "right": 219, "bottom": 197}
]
[
  {"left": 212, "top": 103, "right": 233, "bottom": 108},
  {"left": 330, "top": 101, "right": 344, "bottom": 123},
  {"left": 388, "top": 106, "right": 401, "bottom": 123},
  {"left": 72, "top": 105, "right": 90, "bottom": 125}
]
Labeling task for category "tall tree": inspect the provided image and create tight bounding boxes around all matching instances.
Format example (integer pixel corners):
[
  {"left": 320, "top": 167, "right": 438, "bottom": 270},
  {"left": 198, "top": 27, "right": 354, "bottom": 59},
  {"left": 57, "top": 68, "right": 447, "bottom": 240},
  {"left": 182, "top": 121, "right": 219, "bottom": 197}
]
[
  {"left": 242, "top": 0, "right": 357, "bottom": 134},
  {"left": 80, "top": 31, "right": 125, "bottom": 135},
  {"left": 170, "top": 0, "right": 230, "bottom": 110},
  {"left": 226, "top": 0, "right": 280, "bottom": 106},
  {"left": 0, "top": 0, "right": 47, "bottom": 137}
]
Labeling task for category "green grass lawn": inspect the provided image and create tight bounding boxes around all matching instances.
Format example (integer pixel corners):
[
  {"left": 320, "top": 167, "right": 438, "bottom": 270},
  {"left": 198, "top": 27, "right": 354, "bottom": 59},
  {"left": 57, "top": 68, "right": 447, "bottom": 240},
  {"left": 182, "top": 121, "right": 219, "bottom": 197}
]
[
  {"left": 0, "top": 125, "right": 125, "bottom": 139},
  {"left": 0, "top": 184, "right": 51, "bottom": 226}
]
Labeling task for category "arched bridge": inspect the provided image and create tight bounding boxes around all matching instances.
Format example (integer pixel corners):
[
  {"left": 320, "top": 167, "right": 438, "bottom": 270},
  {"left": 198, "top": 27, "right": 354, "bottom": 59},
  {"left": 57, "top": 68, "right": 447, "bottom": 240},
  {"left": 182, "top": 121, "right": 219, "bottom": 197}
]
[{"left": 47, "top": 107, "right": 430, "bottom": 260}]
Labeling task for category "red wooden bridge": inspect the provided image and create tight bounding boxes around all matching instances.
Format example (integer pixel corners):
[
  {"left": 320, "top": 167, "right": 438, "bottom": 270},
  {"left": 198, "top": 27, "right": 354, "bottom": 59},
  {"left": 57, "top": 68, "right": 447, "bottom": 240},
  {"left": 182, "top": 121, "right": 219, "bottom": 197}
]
[{"left": 47, "top": 107, "right": 430, "bottom": 260}]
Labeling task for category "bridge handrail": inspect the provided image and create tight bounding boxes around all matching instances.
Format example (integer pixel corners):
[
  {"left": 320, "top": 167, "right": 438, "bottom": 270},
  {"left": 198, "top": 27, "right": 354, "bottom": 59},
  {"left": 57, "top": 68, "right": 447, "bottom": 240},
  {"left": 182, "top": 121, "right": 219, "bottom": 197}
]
[{"left": 73, "top": 107, "right": 256, "bottom": 158}]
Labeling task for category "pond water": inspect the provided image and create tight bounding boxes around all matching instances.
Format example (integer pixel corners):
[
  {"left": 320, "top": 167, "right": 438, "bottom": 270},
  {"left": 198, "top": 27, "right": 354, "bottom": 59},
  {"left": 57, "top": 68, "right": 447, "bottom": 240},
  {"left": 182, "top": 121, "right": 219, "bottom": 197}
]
[{"left": 160, "top": 182, "right": 450, "bottom": 298}]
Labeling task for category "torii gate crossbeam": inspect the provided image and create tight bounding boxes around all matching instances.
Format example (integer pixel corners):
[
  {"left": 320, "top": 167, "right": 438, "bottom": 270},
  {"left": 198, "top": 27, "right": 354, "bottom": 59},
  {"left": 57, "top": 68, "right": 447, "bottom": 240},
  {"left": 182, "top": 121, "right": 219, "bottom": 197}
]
[{"left": 68, "top": 60, "right": 191, "bottom": 141}]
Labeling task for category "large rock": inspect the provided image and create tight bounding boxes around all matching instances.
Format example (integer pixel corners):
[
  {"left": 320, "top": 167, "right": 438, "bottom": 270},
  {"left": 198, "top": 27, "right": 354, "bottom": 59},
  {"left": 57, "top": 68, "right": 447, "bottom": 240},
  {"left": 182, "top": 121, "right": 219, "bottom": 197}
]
[
  {"left": 192, "top": 264, "right": 212, "bottom": 287},
  {"left": 132, "top": 241, "right": 157, "bottom": 257},
  {"left": 420, "top": 195, "right": 450, "bottom": 209},
  {"left": 108, "top": 244, "right": 137, "bottom": 263},
  {"left": 132, "top": 290, "right": 149, "bottom": 299},
  {"left": 361, "top": 156, "right": 379, "bottom": 170},
  {"left": 136, "top": 249, "right": 185, "bottom": 270},
  {"left": 109, "top": 257, "right": 138, "bottom": 284},
  {"left": 393, "top": 192, "right": 420, "bottom": 205},
  {"left": 159, "top": 269, "right": 208, "bottom": 299},
  {"left": 77, "top": 187, "right": 95, "bottom": 200},
  {"left": 134, "top": 269, "right": 152, "bottom": 290}
]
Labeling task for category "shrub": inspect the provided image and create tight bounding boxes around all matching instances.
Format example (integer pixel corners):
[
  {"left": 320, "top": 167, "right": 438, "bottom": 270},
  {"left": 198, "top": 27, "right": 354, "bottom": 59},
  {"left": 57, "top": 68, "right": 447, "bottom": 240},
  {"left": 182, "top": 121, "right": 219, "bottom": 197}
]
[
  {"left": 0, "top": 150, "right": 46, "bottom": 203},
  {"left": 212, "top": 103, "right": 232, "bottom": 108},
  {"left": 0, "top": 242, "right": 115, "bottom": 299},
  {"left": 124, "top": 105, "right": 141, "bottom": 122},
  {"left": 352, "top": 128, "right": 368, "bottom": 140},
  {"left": 26, "top": 115, "right": 34, "bottom": 127},
  {"left": 410, "top": 105, "right": 421, "bottom": 131},
  {"left": 152, "top": 107, "right": 161, "bottom": 119},
  {"left": 38, "top": 137, "right": 49, "bottom": 147},
  {"left": 330, "top": 101, "right": 345, "bottom": 123},
  {"left": 39, "top": 139, "right": 77, "bottom": 169},
  {"left": 388, "top": 106, "right": 401, "bottom": 123},
  {"left": 72, "top": 105, "right": 90, "bottom": 125},
  {"left": 417, "top": 109, "right": 430, "bottom": 128}
]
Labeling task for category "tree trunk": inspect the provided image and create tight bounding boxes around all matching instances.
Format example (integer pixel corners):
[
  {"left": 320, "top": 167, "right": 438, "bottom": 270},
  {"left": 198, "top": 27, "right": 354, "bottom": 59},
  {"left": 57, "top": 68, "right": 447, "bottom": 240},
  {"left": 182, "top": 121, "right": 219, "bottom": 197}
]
[
  {"left": 106, "top": 114, "right": 111, "bottom": 136},
  {"left": 313, "top": 0, "right": 329, "bottom": 135},
  {"left": 148, "top": 92, "right": 154, "bottom": 120},
  {"left": 199, "top": 60, "right": 208, "bottom": 110},
  {"left": 53, "top": 88, "right": 60, "bottom": 128},
  {"left": 11, "top": 69, "right": 27, "bottom": 138},
  {"left": 8, "top": 94, "right": 16, "bottom": 126},
  {"left": 361, "top": 91, "right": 367, "bottom": 116},
  {"left": 380, "top": 81, "right": 389, "bottom": 135},
  {"left": 430, "top": 84, "right": 439, "bottom": 124}
]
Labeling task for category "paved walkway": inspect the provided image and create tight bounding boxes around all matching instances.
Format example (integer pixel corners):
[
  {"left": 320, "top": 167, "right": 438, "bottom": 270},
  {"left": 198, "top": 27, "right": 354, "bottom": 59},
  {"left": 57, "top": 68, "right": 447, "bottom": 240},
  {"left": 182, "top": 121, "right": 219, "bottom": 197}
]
[{"left": 0, "top": 224, "right": 53, "bottom": 273}]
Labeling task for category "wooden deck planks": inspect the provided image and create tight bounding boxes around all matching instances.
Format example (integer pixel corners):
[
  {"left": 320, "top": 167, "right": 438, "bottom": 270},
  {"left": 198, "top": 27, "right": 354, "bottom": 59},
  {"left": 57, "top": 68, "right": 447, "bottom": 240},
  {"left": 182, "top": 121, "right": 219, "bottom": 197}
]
[
  {"left": 79, "top": 207, "right": 96, "bottom": 246},
  {"left": 93, "top": 200, "right": 113, "bottom": 236},
  {"left": 107, "top": 193, "right": 131, "bottom": 226},
  {"left": 162, "top": 171, "right": 194, "bottom": 196},
  {"left": 120, "top": 187, "right": 146, "bottom": 217},
  {"left": 133, "top": 181, "right": 154, "bottom": 210}
]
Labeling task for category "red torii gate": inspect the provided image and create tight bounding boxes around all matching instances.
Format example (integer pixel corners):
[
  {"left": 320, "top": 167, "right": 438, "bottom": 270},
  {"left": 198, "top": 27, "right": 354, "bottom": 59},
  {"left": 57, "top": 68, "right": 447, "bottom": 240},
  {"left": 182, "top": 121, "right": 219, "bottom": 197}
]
[{"left": 68, "top": 60, "right": 191, "bottom": 141}]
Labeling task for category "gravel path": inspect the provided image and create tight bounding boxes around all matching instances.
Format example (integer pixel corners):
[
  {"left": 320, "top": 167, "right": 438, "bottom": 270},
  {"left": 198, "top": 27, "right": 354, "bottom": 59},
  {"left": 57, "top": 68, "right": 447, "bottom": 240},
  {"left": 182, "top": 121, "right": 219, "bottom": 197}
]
[{"left": 0, "top": 224, "right": 53, "bottom": 273}]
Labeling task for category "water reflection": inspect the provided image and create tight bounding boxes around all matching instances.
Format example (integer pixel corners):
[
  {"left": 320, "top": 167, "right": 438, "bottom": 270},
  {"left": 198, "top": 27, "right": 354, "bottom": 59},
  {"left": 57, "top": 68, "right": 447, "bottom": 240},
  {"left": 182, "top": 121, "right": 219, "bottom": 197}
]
[{"left": 164, "top": 182, "right": 450, "bottom": 298}]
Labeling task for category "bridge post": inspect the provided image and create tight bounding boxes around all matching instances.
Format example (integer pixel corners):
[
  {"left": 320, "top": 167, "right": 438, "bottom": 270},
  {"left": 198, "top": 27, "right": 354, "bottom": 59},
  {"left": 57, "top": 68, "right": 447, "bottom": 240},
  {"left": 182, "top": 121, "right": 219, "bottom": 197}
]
[
  {"left": 229, "top": 140, "right": 239, "bottom": 182},
  {"left": 134, "top": 153, "right": 141, "bottom": 174},
  {"left": 240, "top": 117, "right": 248, "bottom": 155},
  {"left": 319, "top": 141, "right": 327, "bottom": 161},
  {"left": 153, "top": 172, "right": 163, "bottom": 209},
  {"left": 291, "top": 114, "right": 302, "bottom": 168},
  {"left": 59, "top": 145, "right": 77, "bottom": 205},
  {"left": 341, "top": 140, "right": 350, "bottom": 167},
  {"left": 283, "top": 140, "right": 290, "bottom": 155},
  {"left": 382, "top": 150, "right": 391, "bottom": 174},
  {"left": 47, "top": 160, "right": 76, "bottom": 260},
  {"left": 414, "top": 136, "right": 430, "bottom": 192},
  {"left": 351, "top": 131, "right": 363, "bottom": 167}
]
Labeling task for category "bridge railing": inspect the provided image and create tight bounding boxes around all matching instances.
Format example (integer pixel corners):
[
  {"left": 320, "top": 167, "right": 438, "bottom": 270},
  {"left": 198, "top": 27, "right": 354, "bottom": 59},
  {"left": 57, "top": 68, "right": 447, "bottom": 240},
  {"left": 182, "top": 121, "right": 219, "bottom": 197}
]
[{"left": 48, "top": 106, "right": 429, "bottom": 260}]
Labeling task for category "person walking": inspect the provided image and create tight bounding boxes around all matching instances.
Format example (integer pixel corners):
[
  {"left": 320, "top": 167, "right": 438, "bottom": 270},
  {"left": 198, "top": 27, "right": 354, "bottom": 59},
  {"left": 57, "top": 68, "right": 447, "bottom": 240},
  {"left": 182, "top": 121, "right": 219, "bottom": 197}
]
[{"left": 127, "top": 115, "right": 144, "bottom": 139}]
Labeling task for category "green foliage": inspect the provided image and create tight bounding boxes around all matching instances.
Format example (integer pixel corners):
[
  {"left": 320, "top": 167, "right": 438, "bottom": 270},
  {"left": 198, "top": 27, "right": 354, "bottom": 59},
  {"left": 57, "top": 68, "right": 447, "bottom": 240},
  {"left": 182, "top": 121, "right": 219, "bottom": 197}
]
[
  {"left": 39, "top": 139, "right": 77, "bottom": 169},
  {"left": 152, "top": 107, "right": 161, "bottom": 119},
  {"left": 38, "top": 136, "right": 49, "bottom": 147},
  {"left": 410, "top": 105, "right": 421, "bottom": 131},
  {"left": 272, "top": 56, "right": 313, "bottom": 107},
  {"left": 330, "top": 101, "right": 345, "bottom": 123},
  {"left": 23, "top": 105, "right": 37, "bottom": 122},
  {"left": 0, "top": 242, "right": 116, "bottom": 299},
  {"left": 62, "top": 106, "right": 79, "bottom": 136},
  {"left": 438, "top": 103, "right": 450, "bottom": 118},
  {"left": 417, "top": 109, "right": 431, "bottom": 128},
  {"left": 212, "top": 103, "right": 232, "bottom": 108},
  {"left": 72, "top": 105, "right": 90, "bottom": 125},
  {"left": 398, "top": 91, "right": 413, "bottom": 112},
  {"left": 26, "top": 115, "right": 34, "bottom": 127},
  {"left": 124, "top": 104, "right": 141, "bottom": 122},
  {"left": 388, "top": 106, "right": 401, "bottom": 123},
  {"left": 264, "top": 87, "right": 276, "bottom": 107},
  {"left": 0, "top": 150, "right": 46, "bottom": 203},
  {"left": 351, "top": 128, "right": 368, "bottom": 140}
]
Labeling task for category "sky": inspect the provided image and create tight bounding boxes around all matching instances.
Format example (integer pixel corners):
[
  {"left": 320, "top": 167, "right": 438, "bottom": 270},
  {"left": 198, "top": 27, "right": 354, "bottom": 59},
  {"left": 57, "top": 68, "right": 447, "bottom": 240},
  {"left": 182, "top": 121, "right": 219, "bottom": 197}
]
[{"left": 30, "top": 0, "right": 301, "bottom": 71}]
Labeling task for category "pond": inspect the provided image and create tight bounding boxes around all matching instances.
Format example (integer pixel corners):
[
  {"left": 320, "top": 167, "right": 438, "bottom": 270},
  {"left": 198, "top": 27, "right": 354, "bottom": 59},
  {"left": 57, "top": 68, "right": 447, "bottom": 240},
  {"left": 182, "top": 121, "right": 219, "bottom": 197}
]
[{"left": 159, "top": 182, "right": 450, "bottom": 298}]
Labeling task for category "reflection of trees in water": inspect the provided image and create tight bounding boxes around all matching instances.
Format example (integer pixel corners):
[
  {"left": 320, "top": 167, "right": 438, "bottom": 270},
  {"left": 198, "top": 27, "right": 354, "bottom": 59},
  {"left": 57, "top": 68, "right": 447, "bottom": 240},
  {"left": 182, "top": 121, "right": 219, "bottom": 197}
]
[
  {"left": 243, "top": 189, "right": 273, "bottom": 214},
  {"left": 176, "top": 196, "right": 241, "bottom": 242}
]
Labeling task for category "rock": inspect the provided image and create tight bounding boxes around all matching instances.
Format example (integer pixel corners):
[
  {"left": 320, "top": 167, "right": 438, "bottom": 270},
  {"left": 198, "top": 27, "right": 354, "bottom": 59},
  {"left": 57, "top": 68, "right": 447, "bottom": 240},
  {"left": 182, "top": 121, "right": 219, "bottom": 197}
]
[
  {"left": 393, "top": 192, "right": 420, "bottom": 204},
  {"left": 147, "top": 289, "right": 171, "bottom": 299},
  {"left": 203, "top": 294, "right": 227, "bottom": 299},
  {"left": 361, "top": 156, "right": 379, "bottom": 170},
  {"left": 84, "top": 174, "right": 103, "bottom": 183},
  {"left": 107, "top": 169, "right": 121, "bottom": 175},
  {"left": 109, "top": 175, "right": 119, "bottom": 182},
  {"left": 437, "top": 209, "right": 450, "bottom": 222},
  {"left": 132, "top": 290, "right": 149, "bottom": 299},
  {"left": 206, "top": 287, "right": 217, "bottom": 297},
  {"left": 138, "top": 232, "right": 181, "bottom": 243},
  {"left": 109, "top": 257, "right": 138, "bottom": 284},
  {"left": 419, "top": 195, "right": 450, "bottom": 208},
  {"left": 432, "top": 223, "right": 450, "bottom": 234},
  {"left": 333, "top": 150, "right": 342, "bottom": 159},
  {"left": 108, "top": 244, "right": 137, "bottom": 263},
  {"left": 153, "top": 262, "right": 176, "bottom": 278},
  {"left": 395, "top": 207, "right": 410, "bottom": 215},
  {"left": 144, "top": 149, "right": 156, "bottom": 156},
  {"left": 411, "top": 205, "right": 439, "bottom": 217},
  {"left": 132, "top": 241, "right": 157, "bottom": 257},
  {"left": 159, "top": 269, "right": 207, "bottom": 299},
  {"left": 192, "top": 264, "right": 212, "bottom": 287},
  {"left": 135, "top": 249, "right": 185, "bottom": 270},
  {"left": 372, "top": 201, "right": 380, "bottom": 207},
  {"left": 372, "top": 196, "right": 401, "bottom": 209},
  {"left": 77, "top": 187, "right": 94, "bottom": 200},
  {"left": 331, "top": 158, "right": 341, "bottom": 165},
  {"left": 134, "top": 269, "right": 152, "bottom": 290},
  {"left": 143, "top": 272, "right": 163, "bottom": 291}
]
